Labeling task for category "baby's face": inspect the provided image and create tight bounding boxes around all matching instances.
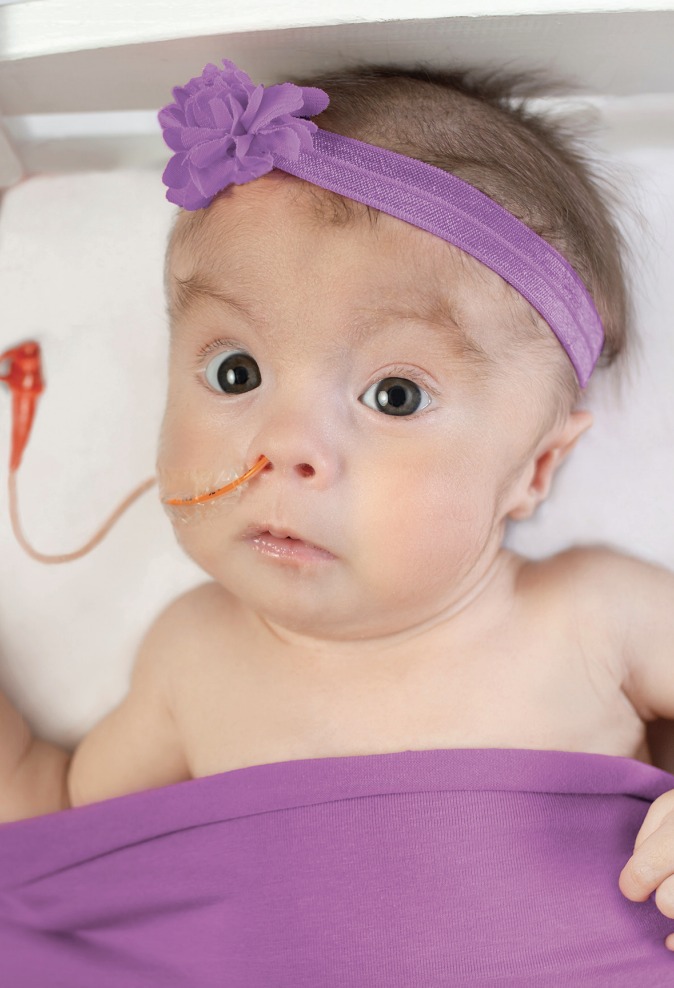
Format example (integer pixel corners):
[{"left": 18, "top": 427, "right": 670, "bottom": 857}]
[{"left": 158, "top": 173, "right": 558, "bottom": 644}]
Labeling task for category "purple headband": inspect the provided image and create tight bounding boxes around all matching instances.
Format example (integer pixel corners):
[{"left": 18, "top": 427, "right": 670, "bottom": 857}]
[{"left": 159, "top": 59, "right": 604, "bottom": 387}]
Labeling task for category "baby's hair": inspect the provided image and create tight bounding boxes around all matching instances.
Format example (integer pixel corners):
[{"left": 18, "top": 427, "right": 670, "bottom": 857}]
[{"left": 165, "top": 60, "right": 639, "bottom": 425}]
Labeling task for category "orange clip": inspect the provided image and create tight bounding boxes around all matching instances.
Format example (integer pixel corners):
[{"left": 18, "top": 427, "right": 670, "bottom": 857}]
[{"left": 0, "top": 341, "right": 44, "bottom": 471}]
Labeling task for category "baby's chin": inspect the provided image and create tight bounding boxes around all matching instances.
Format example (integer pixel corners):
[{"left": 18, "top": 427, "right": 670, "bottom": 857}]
[
  {"left": 172, "top": 545, "right": 396, "bottom": 644},
  {"left": 202, "top": 561, "right": 473, "bottom": 648},
  {"left": 228, "top": 543, "right": 514, "bottom": 645}
]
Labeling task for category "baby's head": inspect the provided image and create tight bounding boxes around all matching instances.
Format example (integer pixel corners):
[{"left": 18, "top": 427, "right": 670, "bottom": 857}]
[{"left": 157, "top": 61, "right": 634, "bottom": 642}]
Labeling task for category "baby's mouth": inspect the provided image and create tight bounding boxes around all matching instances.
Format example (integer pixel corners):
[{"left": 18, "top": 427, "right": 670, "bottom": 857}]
[
  {"left": 243, "top": 524, "right": 336, "bottom": 560},
  {"left": 260, "top": 525, "right": 305, "bottom": 541}
]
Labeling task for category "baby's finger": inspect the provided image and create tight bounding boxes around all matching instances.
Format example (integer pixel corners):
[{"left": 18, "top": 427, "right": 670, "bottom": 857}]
[
  {"left": 654, "top": 874, "right": 674, "bottom": 921},
  {"left": 619, "top": 816, "right": 674, "bottom": 902},
  {"left": 633, "top": 791, "right": 674, "bottom": 852}
]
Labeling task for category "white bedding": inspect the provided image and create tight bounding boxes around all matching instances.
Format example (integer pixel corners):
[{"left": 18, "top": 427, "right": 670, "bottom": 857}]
[{"left": 0, "top": 101, "right": 672, "bottom": 748}]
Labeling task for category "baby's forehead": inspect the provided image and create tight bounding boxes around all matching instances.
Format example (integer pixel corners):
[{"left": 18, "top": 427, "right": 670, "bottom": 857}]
[
  {"left": 167, "top": 180, "right": 540, "bottom": 362},
  {"left": 171, "top": 175, "right": 470, "bottom": 280}
]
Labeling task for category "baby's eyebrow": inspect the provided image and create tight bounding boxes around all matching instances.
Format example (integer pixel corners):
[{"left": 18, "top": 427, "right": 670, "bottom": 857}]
[
  {"left": 171, "top": 272, "right": 491, "bottom": 364},
  {"left": 170, "top": 273, "right": 255, "bottom": 325},
  {"left": 348, "top": 297, "right": 491, "bottom": 364}
]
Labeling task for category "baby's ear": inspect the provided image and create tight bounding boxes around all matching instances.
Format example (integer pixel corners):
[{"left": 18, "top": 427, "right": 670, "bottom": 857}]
[{"left": 506, "top": 410, "right": 593, "bottom": 521}]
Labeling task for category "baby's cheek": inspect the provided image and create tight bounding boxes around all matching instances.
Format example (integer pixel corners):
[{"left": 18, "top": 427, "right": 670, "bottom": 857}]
[
  {"left": 157, "top": 404, "right": 241, "bottom": 495},
  {"left": 159, "top": 401, "right": 211, "bottom": 461},
  {"left": 157, "top": 397, "right": 192, "bottom": 469},
  {"left": 155, "top": 419, "right": 246, "bottom": 547},
  {"left": 162, "top": 505, "right": 237, "bottom": 586},
  {"left": 401, "top": 468, "right": 493, "bottom": 559}
]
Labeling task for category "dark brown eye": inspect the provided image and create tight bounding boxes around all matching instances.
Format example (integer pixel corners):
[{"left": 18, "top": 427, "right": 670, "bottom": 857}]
[
  {"left": 205, "top": 351, "right": 261, "bottom": 395},
  {"left": 360, "top": 376, "right": 431, "bottom": 417}
]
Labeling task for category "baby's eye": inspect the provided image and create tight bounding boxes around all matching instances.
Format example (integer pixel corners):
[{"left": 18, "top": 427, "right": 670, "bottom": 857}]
[
  {"left": 360, "top": 376, "right": 431, "bottom": 417},
  {"left": 204, "top": 351, "right": 261, "bottom": 395}
]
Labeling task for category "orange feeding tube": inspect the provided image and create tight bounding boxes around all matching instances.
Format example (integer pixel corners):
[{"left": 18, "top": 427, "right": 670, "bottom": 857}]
[
  {"left": 0, "top": 340, "right": 156, "bottom": 563},
  {"left": 0, "top": 341, "right": 43, "bottom": 472},
  {"left": 162, "top": 455, "right": 269, "bottom": 505},
  {"left": 0, "top": 341, "right": 268, "bottom": 563}
]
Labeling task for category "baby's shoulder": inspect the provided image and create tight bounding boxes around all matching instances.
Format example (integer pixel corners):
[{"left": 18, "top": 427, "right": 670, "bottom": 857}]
[
  {"left": 517, "top": 542, "right": 667, "bottom": 604},
  {"left": 512, "top": 544, "right": 631, "bottom": 647},
  {"left": 513, "top": 543, "right": 666, "bottom": 647},
  {"left": 517, "top": 545, "right": 674, "bottom": 717}
]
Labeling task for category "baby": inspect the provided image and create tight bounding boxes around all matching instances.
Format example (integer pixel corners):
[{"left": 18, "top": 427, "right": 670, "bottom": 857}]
[{"left": 2, "top": 57, "right": 674, "bottom": 926}]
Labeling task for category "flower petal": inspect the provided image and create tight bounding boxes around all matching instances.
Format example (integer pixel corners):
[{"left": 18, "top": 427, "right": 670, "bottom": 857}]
[
  {"left": 233, "top": 132, "right": 254, "bottom": 158},
  {"left": 230, "top": 154, "right": 276, "bottom": 183},
  {"left": 209, "top": 94, "right": 236, "bottom": 131},
  {"left": 285, "top": 117, "right": 319, "bottom": 152},
  {"left": 218, "top": 59, "right": 257, "bottom": 93},
  {"left": 191, "top": 135, "right": 235, "bottom": 169},
  {"left": 253, "top": 126, "right": 301, "bottom": 159},
  {"left": 224, "top": 93, "right": 248, "bottom": 135},
  {"left": 198, "top": 153, "right": 274, "bottom": 194},
  {"left": 169, "top": 183, "right": 210, "bottom": 210},
  {"left": 299, "top": 86, "right": 331, "bottom": 117},
  {"left": 247, "top": 83, "right": 304, "bottom": 132},
  {"left": 159, "top": 125, "right": 186, "bottom": 153},
  {"left": 238, "top": 84, "right": 265, "bottom": 130},
  {"left": 181, "top": 126, "right": 221, "bottom": 150},
  {"left": 189, "top": 89, "right": 223, "bottom": 129},
  {"left": 158, "top": 104, "right": 185, "bottom": 130},
  {"left": 169, "top": 85, "right": 192, "bottom": 110},
  {"left": 162, "top": 152, "right": 190, "bottom": 189}
]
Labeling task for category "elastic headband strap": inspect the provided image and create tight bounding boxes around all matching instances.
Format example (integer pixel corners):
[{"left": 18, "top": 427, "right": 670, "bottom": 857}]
[
  {"left": 273, "top": 130, "right": 602, "bottom": 388},
  {"left": 159, "top": 59, "right": 604, "bottom": 388}
]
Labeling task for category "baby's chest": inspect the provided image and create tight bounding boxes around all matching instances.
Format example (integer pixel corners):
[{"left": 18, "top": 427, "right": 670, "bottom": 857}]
[{"left": 173, "top": 622, "right": 648, "bottom": 778}]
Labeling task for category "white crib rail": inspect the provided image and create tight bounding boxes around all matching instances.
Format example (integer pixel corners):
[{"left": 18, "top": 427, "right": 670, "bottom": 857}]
[{"left": 1, "top": 1, "right": 674, "bottom": 187}]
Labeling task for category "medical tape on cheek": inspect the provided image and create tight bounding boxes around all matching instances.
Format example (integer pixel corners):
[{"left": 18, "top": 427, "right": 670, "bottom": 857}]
[{"left": 158, "top": 454, "right": 269, "bottom": 525}]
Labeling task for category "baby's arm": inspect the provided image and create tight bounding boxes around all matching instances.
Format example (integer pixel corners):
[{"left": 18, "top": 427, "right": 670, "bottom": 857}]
[
  {"left": 542, "top": 548, "right": 674, "bottom": 931},
  {"left": 596, "top": 550, "right": 674, "bottom": 723},
  {"left": 558, "top": 545, "right": 674, "bottom": 721},
  {"left": 0, "top": 589, "right": 197, "bottom": 824},
  {"left": 0, "top": 689, "right": 70, "bottom": 821}
]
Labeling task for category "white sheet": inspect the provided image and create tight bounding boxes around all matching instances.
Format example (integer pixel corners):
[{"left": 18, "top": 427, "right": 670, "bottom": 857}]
[{"left": 0, "top": 104, "right": 672, "bottom": 747}]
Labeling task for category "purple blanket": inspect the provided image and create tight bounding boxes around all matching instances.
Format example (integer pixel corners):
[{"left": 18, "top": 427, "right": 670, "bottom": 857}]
[{"left": 1, "top": 747, "right": 674, "bottom": 986}]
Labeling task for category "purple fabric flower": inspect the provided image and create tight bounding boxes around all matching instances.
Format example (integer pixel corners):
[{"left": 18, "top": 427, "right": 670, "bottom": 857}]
[{"left": 158, "top": 59, "right": 330, "bottom": 210}]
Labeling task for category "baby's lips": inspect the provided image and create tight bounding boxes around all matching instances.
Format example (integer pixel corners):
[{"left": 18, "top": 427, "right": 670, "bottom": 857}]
[
  {"left": 242, "top": 523, "right": 334, "bottom": 555},
  {"left": 266, "top": 525, "right": 302, "bottom": 540}
]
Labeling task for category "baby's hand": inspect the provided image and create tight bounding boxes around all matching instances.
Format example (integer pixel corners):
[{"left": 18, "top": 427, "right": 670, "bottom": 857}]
[{"left": 619, "top": 789, "right": 674, "bottom": 949}]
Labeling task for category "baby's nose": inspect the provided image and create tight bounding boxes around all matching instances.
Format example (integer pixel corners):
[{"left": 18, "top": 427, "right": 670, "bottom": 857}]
[
  {"left": 244, "top": 448, "right": 337, "bottom": 492},
  {"left": 256, "top": 458, "right": 315, "bottom": 479},
  {"left": 246, "top": 393, "right": 341, "bottom": 490}
]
